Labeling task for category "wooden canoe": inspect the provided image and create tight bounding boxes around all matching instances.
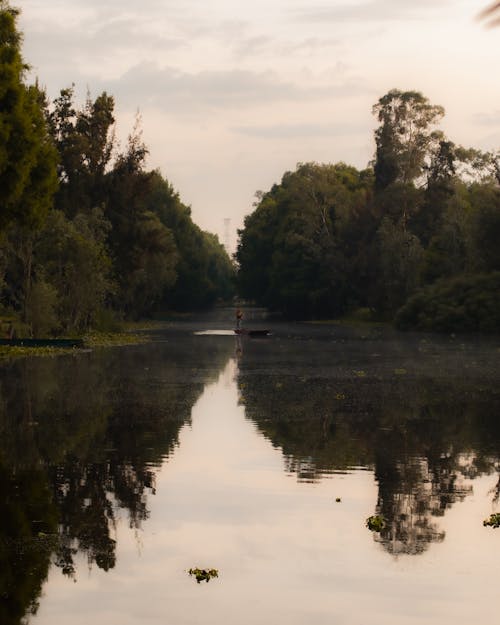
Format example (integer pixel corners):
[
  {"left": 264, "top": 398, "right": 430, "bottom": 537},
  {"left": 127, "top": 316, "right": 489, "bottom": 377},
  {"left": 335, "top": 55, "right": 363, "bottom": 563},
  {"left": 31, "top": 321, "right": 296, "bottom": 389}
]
[{"left": 234, "top": 329, "right": 269, "bottom": 337}]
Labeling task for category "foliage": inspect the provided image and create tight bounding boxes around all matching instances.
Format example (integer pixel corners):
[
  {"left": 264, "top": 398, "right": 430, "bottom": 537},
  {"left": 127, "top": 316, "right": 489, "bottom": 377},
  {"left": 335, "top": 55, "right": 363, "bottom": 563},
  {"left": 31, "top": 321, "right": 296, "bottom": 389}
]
[
  {"left": 483, "top": 513, "right": 500, "bottom": 528},
  {"left": 366, "top": 515, "right": 386, "bottom": 532},
  {"left": 2, "top": 4, "right": 499, "bottom": 333},
  {"left": 236, "top": 162, "right": 373, "bottom": 319},
  {"left": 188, "top": 567, "right": 219, "bottom": 583},
  {"left": 47, "top": 85, "right": 115, "bottom": 216},
  {"left": 394, "top": 272, "right": 500, "bottom": 333},
  {"left": 0, "top": 5, "right": 234, "bottom": 329},
  {"left": 144, "top": 171, "right": 235, "bottom": 311},
  {"left": 373, "top": 89, "right": 444, "bottom": 191},
  {"left": 0, "top": 4, "right": 58, "bottom": 230},
  {"left": 236, "top": 88, "right": 500, "bottom": 332}
]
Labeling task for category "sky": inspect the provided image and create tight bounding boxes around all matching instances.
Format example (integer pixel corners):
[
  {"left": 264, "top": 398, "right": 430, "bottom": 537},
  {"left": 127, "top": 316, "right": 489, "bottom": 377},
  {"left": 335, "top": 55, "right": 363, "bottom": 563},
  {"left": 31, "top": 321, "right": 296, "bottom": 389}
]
[{"left": 15, "top": 0, "right": 500, "bottom": 251}]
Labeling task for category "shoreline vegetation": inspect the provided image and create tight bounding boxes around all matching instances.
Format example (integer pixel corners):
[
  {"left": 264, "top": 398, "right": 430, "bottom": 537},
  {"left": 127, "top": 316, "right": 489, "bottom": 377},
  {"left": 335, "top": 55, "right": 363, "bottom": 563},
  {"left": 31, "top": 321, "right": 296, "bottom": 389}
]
[
  {"left": 2, "top": 5, "right": 499, "bottom": 337},
  {"left": 0, "top": 321, "right": 161, "bottom": 361},
  {"left": 0, "top": 4, "right": 235, "bottom": 342}
]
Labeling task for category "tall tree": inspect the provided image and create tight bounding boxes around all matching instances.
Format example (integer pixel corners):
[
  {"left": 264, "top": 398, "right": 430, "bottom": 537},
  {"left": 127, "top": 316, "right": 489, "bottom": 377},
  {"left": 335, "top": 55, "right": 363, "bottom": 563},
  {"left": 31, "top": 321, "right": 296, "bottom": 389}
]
[
  {"left": 0, "top": 2, "right": 57, "bottom": 230},
  {"left": 48, "top": 86, "right": 115, "bottom": 216},
  {"left": 373, "top": 90, "right": 444, "bottom": 192}
]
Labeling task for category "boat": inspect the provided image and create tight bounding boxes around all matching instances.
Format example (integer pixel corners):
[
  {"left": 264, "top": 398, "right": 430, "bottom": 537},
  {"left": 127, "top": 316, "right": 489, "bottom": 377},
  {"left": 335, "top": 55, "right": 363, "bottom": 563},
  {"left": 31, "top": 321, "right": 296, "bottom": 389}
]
[
  {"left": 0, "top": 338, "right": 85, "bottom": 348},
  {"left": 234, "top": 328, "right": 270, "bottom": 337}
]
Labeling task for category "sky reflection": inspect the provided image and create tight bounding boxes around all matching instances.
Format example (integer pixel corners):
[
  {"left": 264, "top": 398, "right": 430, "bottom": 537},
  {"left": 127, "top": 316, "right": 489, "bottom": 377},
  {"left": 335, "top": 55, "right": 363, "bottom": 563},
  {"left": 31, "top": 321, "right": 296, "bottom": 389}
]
[{"left": 28, "top": 348, "right": 500, "bottom": 625}]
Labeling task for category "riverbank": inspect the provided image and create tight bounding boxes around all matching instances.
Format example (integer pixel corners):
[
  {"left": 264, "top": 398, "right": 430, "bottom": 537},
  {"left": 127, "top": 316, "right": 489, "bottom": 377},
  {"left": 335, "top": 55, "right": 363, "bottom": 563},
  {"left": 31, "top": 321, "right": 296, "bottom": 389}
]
[{"left": 0, "top": 323, "right": 160, "bottom": 361}]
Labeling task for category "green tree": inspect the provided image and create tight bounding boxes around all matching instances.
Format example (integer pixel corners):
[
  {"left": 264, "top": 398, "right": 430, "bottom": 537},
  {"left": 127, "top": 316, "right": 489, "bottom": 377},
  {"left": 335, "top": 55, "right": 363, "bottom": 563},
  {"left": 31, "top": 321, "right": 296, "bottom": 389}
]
[
  {"left": 468, "top": 183, "right": 500, "bottom": 273},
  {"left": 373, "top": 89, "right": 445, "bottom": 192},
  {"left": 144, "top": 170, "right": 235, "bottom": 310},
  {"left": 0, "top": 3, "right": 57, "bottom": 230},
  {"left": 105, "top": 126, "right": 179, "bottom": 317},
  {"left": 48, "top": 86, "right": 115, "bottom": 216},
  {"left": 237, "top": 162, "right": 373, "bottom": 318},
  {"left": 236, "top": 191, "right": 279, "bottom": 305},
  {"left": 34, "top": 209, "right": 114, "bottom": 332},
  {"left": 372, "top": 216, "right": 423, "bottom": 316}
]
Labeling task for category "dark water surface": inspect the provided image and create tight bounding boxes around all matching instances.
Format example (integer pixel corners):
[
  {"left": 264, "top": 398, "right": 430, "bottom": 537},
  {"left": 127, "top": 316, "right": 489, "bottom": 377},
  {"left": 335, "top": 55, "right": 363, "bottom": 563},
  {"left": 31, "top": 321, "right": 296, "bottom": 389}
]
[{"left": 2, "top": 311, "right": 500, "bottom": 625}]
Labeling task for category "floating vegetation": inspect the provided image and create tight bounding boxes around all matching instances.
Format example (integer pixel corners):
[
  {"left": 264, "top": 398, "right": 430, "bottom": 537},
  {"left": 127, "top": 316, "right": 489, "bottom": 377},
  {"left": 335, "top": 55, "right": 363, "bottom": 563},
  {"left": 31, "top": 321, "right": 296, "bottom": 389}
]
[
  {"left": 0, "top": 345, "right": 77, "bottom": 360},
  {"left": 483, "top": 513, "right": 500, "bottom": 528},
  {"left": 83, "top": 331, "right": 147, "bottom": 348},
  {"left": 188, "top": 567, "right": 219, "bottom": 583},
  {"left": 366, "top": 515, "right": 385, "bottom": 532}
]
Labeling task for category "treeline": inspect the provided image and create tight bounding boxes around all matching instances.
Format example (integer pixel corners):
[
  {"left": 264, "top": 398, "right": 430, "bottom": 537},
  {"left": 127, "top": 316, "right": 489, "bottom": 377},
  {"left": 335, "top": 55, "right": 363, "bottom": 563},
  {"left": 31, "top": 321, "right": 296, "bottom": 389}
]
[
  {"left": 236, "top": 90, "right": 500, "bottom": 332},
  {"left": 0, "top": 3, "right": 234, "bottom": 336}
]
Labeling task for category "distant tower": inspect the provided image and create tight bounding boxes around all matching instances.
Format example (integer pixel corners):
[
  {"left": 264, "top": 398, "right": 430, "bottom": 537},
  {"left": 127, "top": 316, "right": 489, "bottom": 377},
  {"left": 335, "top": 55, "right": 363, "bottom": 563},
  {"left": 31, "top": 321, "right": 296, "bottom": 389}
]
[{"left": 223, "top": 218, "right": 231, "bottom": 253}]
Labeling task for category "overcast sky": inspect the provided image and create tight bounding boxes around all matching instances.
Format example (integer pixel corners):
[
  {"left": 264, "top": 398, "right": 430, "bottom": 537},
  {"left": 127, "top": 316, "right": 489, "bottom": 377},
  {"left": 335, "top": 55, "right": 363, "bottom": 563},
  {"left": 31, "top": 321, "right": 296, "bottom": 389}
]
[{"left": 16, "top": 0, "right": 500, "bottom": 250}]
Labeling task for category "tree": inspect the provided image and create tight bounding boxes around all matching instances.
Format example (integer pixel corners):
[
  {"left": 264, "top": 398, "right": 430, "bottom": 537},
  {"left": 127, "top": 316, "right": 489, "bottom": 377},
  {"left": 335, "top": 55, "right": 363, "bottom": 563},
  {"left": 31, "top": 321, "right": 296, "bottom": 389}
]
[
  {"left": 236, "top": 162, "right": 373, "bottom": 318},
  {"left": 236, "top": 191, "right": 280, "bottom": 306},
  {"left": 410, "top": 140, "right": 457, "bottom": 245},
  {"left": 143, "top": 170, "right": 235, "bottom": 311},
  {"left": 48, "top": 86, "right": 115, "bottom": 216},
  {"left": 468, "top": 183, "right": 500, "bottom": 273},
  {"left": 372, "top": 216, "right": 423, "bottom": 316},
  {"left": 34, "top": 209, "right": 114, "bottom": 332},
  {"left": 373, "top": 90, "right": 444, "bottom": 192},
  {"left": 0, "top": 3, "right": 57, "bottom": 230}
]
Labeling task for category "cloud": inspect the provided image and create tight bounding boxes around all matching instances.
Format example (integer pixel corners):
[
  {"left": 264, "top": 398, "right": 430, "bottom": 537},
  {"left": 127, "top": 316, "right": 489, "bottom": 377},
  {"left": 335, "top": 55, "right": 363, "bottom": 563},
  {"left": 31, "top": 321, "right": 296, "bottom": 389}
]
[
  {"left": 102, "top": 63, "right": 368, "bottom": 114},
  {"left": 232, "top": 121, "right": 370, "bottom": 139},
  {"left": 473, "top": 110, "right": 500, "bottom": 127},
  {"left": 233, "top": 35, "right": 340, "bottom": 59},
  {"left": 291, "top": 0, "right": 452, "bottom": 23}
]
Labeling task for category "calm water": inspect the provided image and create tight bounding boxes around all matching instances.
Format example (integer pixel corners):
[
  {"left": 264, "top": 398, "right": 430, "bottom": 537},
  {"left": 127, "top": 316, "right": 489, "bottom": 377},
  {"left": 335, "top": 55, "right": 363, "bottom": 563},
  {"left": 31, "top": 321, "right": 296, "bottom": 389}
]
[{"left": 2, "top": 311, "right": 500, "bottom": 625}]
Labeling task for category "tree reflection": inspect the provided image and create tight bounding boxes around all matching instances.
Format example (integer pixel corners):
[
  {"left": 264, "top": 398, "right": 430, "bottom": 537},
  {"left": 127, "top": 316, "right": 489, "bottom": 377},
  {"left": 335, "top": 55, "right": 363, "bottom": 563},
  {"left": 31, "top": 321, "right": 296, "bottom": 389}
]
[
  {"left": 236, "top": 336, "right": 500, "bottom": 556},
  {"left": 0, "top": 336, "right": 232, "bottom": 624}
]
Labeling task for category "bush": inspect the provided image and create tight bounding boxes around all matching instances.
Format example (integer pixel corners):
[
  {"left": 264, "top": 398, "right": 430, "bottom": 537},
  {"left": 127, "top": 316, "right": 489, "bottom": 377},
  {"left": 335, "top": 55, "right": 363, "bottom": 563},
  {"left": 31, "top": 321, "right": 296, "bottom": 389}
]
[
  {"left": 394, "top": 272, "right": 500, "bottom": 333},
  {"left": 25, "top": 279, "right": 60, "bottom": 337}
]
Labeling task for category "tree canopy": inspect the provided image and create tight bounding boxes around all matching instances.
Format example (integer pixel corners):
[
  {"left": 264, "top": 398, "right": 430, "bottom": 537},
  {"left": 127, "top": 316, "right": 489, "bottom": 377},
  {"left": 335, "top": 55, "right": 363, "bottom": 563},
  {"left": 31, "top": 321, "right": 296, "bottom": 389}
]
[
  {"left": 0, "top": 2, "right": 235, "bottom": 334},
  {"left": 236, "top": 89, "right": 500, "bottom": 331}
]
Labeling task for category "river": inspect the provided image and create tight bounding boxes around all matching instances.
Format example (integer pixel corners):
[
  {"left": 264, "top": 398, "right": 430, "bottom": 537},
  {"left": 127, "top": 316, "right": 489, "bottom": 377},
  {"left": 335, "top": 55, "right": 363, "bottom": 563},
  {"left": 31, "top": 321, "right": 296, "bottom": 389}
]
[{"left": 1, "top": 310, "right": 500, "bottom": 625}]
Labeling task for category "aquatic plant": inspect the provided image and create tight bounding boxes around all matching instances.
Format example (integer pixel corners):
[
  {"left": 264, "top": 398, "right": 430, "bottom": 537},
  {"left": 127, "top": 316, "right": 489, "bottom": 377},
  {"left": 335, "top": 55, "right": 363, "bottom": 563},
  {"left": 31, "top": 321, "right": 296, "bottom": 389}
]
[
  {"left": 366, "top": 515, "right": 386, "bottom": 532},
  {"left": 483, "top": 513, "right": 500, "bottom": 528},
  {"left": 188, "top": 567, "right": 219, "bottom": 583}
]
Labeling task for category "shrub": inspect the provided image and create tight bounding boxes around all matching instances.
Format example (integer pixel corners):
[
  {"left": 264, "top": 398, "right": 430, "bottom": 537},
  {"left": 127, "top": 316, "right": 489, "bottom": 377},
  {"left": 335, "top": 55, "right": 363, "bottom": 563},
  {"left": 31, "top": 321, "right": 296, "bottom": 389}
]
[{"left": 395, "top": 272, "right": 500, "bottom": 333}]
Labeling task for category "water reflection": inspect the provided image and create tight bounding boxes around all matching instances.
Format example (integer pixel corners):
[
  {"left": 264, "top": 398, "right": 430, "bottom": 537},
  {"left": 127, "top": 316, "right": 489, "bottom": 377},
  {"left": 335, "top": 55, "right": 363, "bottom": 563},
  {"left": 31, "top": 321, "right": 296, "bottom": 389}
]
[
  {"left": 2, "top": 323, "right": 500, "bottom": 625},
  {"left": 236, "top": 330, "right": 500, "bottom": 555},
  {"left": 0, "top": 337, "right": 233, "bottom": 625}
]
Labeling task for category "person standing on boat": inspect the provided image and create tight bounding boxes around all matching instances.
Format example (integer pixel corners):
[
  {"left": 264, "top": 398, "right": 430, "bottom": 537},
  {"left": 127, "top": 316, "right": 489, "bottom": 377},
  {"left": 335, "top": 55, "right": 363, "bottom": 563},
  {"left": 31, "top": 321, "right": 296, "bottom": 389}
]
[{"left": 235, "top": 308, "right": 243, "bottom": 330}]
